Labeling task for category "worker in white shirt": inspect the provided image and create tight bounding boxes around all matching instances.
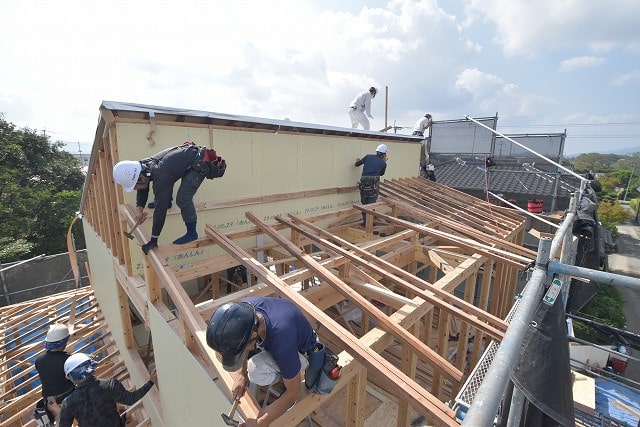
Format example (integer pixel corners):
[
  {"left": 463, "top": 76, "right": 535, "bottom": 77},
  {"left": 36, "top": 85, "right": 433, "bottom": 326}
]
[
  {"left": 348, "top": 87, "right": 377, "bottom": 130},
  {"left": 412, "top": 114, "right": 432, "bottom": 137}
]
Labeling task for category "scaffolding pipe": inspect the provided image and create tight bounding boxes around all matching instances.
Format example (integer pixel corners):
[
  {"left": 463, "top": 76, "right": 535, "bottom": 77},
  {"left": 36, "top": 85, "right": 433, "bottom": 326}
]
[
  {"left": 506, "top": 386, "right": 525, "bottom": 427},
  {"left": 549, "top": 194, "right": 577, "bottom": 261},
  {"left": 568, "top": 336, "right": 640, "bottom": 364},
  {"left": 488, "top": 191, "right": 560, "bottom": 229},
  {"left": 548, "top": 261, "right": 640, "bottom": 290},
  {"left": 462, "top": 237, "right": 553, "bottom": 426},
  {"left": 464, "top": 115, "right": 587, "bottom": 185}
]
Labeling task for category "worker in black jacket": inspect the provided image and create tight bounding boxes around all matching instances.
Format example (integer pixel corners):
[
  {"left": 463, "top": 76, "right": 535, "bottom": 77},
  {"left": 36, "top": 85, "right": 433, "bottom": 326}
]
[
  {"left": 58, "top": 353, "right": 156, "bottom": 427},
  {"left": 34, "top": 324, "right": 76, "bottom": 423},
  {"left": 112, "top": 142, "right": 226, "bottom": 254}
]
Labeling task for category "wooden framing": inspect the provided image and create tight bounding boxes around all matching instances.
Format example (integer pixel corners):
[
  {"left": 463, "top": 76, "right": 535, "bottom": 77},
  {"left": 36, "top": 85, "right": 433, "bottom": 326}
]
[
  {"left": 2, "top": 102, "right": 544, "bottom": 426},
  {"left": 0, "top": 288, "right": 155, "bottom": 426}
]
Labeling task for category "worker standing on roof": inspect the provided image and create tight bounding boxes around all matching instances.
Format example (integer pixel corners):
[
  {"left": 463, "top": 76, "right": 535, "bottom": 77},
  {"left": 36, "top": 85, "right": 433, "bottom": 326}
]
[
  {"left": 34, "top": 324, "right": 76, "bottom": 424},
  {"left": 348, "top": 87, "right": 377, "bottom": 130},
  {"left": 421, "top": 164, "right": 436, "bottom": 182},
  {"left": 112, "top": 141, "right": 227, "bottom": 254},
  {"left": 355, "top": 144, "right": 388, "bottom": 226},
  {"left": 58, "top": 353, "right": 157, "bottom": 427},
  {"left": 412, "top": 113, "right": 432, "bottom": 137},
  {"left": 206, "top": 297, "right": 317, "bottom": 427}
]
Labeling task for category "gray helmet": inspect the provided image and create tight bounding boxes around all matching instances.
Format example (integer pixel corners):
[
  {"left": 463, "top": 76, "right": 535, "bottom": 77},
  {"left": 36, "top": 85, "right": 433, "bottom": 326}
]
[
  {"left": 369, "top": 86, "right": 378, "bottom": 95},
  {"left": 206, "top": 302, "right": 257, "bottom": 371}
]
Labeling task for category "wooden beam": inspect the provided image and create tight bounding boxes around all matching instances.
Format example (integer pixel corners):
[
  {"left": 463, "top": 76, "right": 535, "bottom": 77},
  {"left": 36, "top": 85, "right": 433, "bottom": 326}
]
[
  {"left": 205, "top": 224, "right": 458, "bottom": 426},
  {"left": 283, "top": 215, "right": 507, "bottom": 339},
  {"left": 245, "top": 211, "right": 462, "bottom": 383}
]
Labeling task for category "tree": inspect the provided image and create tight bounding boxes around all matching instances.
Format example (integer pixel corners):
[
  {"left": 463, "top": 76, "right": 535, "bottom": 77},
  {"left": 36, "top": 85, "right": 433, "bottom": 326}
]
[
  {"left": 0, "top": 115, "right": 86, "bottom": 262},
  {"left": 573, "top": 153, "right": 624, "bottom": 173}
]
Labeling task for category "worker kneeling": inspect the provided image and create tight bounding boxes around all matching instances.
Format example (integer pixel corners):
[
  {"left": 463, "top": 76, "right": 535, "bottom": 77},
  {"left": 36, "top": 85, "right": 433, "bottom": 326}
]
[{"left": 207, "top": 297, "right": 326, "bottom": 426}]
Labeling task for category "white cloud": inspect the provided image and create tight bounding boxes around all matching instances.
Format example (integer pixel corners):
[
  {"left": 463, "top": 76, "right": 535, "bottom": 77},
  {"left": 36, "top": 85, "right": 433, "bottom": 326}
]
[
  {"left": 611, "top": 69, "right": 640, "bottom": 86},
  {"left": 0, "top": 0, "right": 638, "bottom": 156},
  {"left": 463, "top": 0, "right": 640, "bottom": 57},
  {"left": 559, "top": 56, "right": 605, "bottom": 72},
  {"left": 454, "top": 68, "right": 555, "bottom": 118}
]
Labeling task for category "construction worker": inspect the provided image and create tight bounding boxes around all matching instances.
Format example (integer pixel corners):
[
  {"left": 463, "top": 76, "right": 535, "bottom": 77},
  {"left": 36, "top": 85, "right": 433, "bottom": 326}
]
[
  {"left": 355, "top": 144, "right": 388, "bottom": 226},
  {"left": 34, "top": 324, "right": 75, "bottom": 424},
  {"left": 421, "top": 164, "right": 436, "bottom": 182},
  {"left": 348, "top": 87, "right": 377, "bottom": 130},
  {"left": 206, "top": 297, "right": 317, "bottom": 427},
  {"left": 412, "top": 113, "right": 432, "bottom": 137},
  {"left": 58, "top": 353, "right": 156, "bottom": 427},
  {"left": 112, "top": 141, "right": 226, "bottom": 254}
]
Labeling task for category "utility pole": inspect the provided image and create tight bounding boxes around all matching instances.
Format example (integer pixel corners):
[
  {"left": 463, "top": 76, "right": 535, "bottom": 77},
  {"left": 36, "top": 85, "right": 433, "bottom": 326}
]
[{"left": 623, "top": 163, "right": 635, "bottom": 201}]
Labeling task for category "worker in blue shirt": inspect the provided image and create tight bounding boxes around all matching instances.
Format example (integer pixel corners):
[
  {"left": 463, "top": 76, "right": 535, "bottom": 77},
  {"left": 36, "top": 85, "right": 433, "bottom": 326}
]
[
  {"left": 206, "top": 297, "right": 316, "bottom": 427},
  {"left": 355, "top": 144, "right": 388, "bottom": 226}
]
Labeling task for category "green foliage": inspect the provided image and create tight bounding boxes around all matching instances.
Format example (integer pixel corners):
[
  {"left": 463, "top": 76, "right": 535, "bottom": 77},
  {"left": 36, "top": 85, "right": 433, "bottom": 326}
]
[
  {"left": 573, "top": 153, "right": 625, "bottom": 173},
  {"left": 574, "top": 284, "right": 626, "bottom": 344},
  {"left": 597, "top": 201, "right": 628, "bottom": 239},
  {"left": 0, "top": 115, "right": 86, "bottom": 262}
]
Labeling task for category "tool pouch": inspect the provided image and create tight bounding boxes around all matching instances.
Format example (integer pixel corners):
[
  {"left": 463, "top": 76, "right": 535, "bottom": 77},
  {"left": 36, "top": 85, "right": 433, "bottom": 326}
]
[
  {"left": 358, "top": 176, "right": 379, "bottom": 197},
  {"left": 33, "top": 398, "right": 54, "bottom": 427},
  {"left": 305, "top": 342, "right": 325, "bottom": 389},
  {"left": 192, "top": 148, "right": 227, "bottom": 179},
  {"left": 306, "top": 343, "right": 339, "bottom": 395}
]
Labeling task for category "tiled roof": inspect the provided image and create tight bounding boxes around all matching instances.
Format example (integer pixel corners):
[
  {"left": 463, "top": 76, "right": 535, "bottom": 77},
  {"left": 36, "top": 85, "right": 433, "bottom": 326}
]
[{"left": 434, "top": 159, "right": 580, "bottom": 198}]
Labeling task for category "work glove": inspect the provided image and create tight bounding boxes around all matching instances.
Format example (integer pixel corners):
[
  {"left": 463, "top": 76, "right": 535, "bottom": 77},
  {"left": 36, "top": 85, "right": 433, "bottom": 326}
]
[{"left": 142, "top": 237, "right": 158, "bottom": 255}]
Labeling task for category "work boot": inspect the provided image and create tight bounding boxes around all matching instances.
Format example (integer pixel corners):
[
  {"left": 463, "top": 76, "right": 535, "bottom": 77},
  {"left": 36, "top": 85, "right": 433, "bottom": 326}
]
[{"left": 173, "top": 222, "right": 198, "bottom": 244}]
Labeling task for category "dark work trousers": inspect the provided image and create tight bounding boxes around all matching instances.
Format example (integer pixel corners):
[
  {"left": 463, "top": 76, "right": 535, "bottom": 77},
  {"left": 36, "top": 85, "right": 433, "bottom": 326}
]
[
  {"left": 359, "top": 177, "right": 380, "bottom": 225},
  {"left": 174, "top": 169, "right": 206, "bottom": 224}
]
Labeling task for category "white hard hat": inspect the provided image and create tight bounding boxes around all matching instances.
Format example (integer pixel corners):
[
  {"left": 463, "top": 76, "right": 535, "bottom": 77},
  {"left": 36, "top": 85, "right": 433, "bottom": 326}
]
[
  {"left": 376, "top": 144, "right": 388, "bottom": 154},
  {"left": 113, "top": 161, "right": 142, "bottom": 192},
  {"left": 46, "top": 323, "right": 70, "bottom": 343},
  {"left": 426, "top": 164, "right": 435, "bottom": 171},
  {"left": 64, "top": 353, "right": 97, "bottom": 381}
]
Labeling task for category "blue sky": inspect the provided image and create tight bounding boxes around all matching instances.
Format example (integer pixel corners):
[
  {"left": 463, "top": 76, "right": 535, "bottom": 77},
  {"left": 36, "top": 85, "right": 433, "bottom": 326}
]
[{"left": 1, "top": 0, "right": 639, "bottom": 156}]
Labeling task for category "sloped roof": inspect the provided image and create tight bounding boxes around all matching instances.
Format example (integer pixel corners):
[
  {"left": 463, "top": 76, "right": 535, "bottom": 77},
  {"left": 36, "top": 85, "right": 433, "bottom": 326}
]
[
  {"left": 0, "top": 287, "right": 154, "bottom": 426},
  {"left": 435, "top": 160, "right": 581, "bottom": 198}
]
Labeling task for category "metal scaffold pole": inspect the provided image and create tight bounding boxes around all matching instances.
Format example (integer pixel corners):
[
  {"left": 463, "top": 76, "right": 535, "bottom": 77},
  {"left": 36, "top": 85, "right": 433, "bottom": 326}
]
[{"left": 462, "top": 237, "right": 553, "bottom": 426}]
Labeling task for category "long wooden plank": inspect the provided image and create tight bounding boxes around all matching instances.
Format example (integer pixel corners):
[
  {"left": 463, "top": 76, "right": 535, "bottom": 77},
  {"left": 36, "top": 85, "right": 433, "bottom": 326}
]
[
  {"left": 385, "top": 196, "right": 536, "bottom": 259},
  {"left": 205, "top": 224, "right": 458, "bottom": 427},
  {"left": 356, "top": 205, "right": 530, "bottom": 269},
  {"left": 245, "top": 211, "right": 462, "bottom": 383},
  {"left": 141, "top": 245, "right": 261, "bottom": 421},
  {"left": 283, "top": 214, "right": 508, "bottom": 337}
]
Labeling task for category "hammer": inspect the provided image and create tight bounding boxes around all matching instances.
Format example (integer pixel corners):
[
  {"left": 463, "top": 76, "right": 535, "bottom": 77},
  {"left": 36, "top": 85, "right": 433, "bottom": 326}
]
[
  {"left": 124, "top": 213, "right": 147, "bottom": 240},
  {"left": 221, "top": 399, "right": 239, "bottom": 426}
]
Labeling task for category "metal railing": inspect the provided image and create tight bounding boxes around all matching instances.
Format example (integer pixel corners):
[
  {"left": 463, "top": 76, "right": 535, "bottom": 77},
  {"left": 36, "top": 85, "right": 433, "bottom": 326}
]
[{"left": 458, "top": 117, "right": 640, "bottom": 426}]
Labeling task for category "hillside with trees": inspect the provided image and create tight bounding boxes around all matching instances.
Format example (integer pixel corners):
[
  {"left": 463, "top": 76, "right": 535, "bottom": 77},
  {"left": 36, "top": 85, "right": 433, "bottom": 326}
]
[{"left": 0, "top": 113, "right": 86, "bottom": 262}]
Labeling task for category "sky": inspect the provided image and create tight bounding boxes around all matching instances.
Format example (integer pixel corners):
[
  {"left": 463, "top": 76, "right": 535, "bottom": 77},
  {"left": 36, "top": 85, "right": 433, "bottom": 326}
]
[{"left": 1, "top": 0, "right": 639, "bottom": 156}]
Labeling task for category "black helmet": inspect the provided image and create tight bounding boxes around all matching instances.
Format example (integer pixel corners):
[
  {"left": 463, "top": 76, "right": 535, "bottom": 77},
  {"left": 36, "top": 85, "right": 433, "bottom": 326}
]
[
  {"left": 206, "top": 302, "right": 257, "bottom": 371},
  {"left": 425, "top": 113, "right": 432, "bottom": 119},
  {"left": 369, "top": 86, "right": 378, "bottom": 95}
]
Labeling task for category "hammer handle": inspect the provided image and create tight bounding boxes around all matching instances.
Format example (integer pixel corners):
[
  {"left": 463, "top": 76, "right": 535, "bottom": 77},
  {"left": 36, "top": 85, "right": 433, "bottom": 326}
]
[{"left": 228, "top": 399, "right": 239, "bottom": 418}]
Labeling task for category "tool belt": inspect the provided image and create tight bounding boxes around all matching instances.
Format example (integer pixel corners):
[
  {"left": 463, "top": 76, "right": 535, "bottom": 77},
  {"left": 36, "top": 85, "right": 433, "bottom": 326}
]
[
  {"left": 305, "top": 343, "right": 340, "bottom": 395},
  {"left": 358, "top": 176, "right": 380, "bottom": 197},
  {"left": 190, "top": 145, "right": 227, "bottom": 179},
  {"left": 33, "top": 398, "right": 54, "bottom": 427}
]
